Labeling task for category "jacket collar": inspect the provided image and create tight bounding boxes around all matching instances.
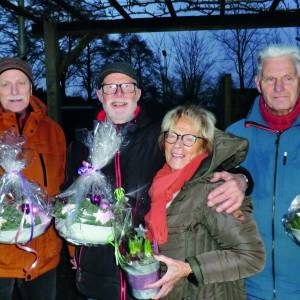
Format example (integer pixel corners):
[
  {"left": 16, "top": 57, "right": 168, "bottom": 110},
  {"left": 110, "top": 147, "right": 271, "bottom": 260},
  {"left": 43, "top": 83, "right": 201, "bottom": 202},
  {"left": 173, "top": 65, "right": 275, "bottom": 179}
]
[
  {"left": 96, "top": 105, "right": 153, "bottom": 132},
  {"left": 187, "top": 129, "right": 248, "bottom": 183},
  {"left": 246, "top": 96, "right": 300, "bottom": 127}
]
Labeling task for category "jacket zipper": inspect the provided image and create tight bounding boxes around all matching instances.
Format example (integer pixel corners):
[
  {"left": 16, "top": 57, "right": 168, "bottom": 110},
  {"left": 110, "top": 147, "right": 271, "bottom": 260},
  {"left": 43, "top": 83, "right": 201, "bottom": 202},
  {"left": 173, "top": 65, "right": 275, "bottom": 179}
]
[
  {"left": 245, "top": 121, "right": 280, "bottom": 300},
  {"left": 39, "top": 153, "right": 47, "bottom": 187},
  {"left": 271, "top": 133, "right": 280, "bottom": 300}
]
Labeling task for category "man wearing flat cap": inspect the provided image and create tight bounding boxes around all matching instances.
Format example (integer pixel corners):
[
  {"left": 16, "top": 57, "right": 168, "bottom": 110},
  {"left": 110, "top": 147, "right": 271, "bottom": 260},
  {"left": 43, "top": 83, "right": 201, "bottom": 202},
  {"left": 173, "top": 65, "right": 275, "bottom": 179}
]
[
  {"left": 64, "top": 61, "right": 252, "bottom": 300},
  {"left": 0, "top": 57, "right": 66, "bottom": 300}
]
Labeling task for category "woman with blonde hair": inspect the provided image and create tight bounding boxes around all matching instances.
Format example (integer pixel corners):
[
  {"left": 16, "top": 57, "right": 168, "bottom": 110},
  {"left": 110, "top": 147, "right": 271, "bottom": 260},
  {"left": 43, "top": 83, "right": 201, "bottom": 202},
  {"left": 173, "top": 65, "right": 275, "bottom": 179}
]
[{"left": 145, "top": 104, "right": 265, "bottom": 300}]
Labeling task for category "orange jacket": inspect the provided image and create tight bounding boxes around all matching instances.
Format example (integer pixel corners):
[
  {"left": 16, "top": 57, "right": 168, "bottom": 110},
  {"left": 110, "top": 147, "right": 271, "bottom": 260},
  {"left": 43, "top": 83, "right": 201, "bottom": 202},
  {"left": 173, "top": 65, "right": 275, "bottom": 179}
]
[{"left": 0, "top": 95, "right": 66, "bottom": 280}]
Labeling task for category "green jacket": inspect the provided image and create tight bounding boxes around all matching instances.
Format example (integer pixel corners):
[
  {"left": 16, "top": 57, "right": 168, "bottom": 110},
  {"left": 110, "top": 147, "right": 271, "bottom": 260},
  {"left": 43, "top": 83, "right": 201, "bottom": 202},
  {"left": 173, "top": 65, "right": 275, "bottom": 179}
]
[{"left": 159, "top": 129, "right": 265, "bottom": 300}]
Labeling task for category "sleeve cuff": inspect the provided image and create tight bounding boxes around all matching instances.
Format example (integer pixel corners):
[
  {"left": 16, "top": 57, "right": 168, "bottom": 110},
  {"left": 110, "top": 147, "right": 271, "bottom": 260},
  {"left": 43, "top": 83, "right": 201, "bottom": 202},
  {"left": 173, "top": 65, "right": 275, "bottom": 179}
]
[{"left": 185, "top": 256, "right": 204, "bottom": 286}]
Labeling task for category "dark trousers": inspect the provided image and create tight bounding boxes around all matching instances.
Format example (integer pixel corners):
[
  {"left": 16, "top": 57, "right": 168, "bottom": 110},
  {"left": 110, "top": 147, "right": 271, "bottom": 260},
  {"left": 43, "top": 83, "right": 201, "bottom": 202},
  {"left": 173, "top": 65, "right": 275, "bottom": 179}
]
[{"left": 0, "top": 268, "right": 56, "bottom": 300}]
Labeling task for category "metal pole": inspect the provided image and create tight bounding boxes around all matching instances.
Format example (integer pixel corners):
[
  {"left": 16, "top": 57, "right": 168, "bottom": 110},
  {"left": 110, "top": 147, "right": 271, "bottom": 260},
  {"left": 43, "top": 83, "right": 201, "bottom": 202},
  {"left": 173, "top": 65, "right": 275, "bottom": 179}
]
[{"left": 162, "top": 49, "right": 167, "bottom": 102}]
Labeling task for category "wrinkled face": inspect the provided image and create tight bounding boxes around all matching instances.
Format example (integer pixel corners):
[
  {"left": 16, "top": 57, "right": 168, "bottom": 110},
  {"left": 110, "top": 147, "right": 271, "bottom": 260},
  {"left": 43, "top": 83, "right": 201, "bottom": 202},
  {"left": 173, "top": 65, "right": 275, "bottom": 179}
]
[
  {"left": 165, "top": 116, "right": 205, "bottom": 171},
  {"left": 0, "top": 69, "right": 31, "bottom": 113},
  {"left": 96, "top": 73, "right": 141, "bottom": 124},
  {"left": 256, "top": 56, "right": 300, "bottom": 116}
]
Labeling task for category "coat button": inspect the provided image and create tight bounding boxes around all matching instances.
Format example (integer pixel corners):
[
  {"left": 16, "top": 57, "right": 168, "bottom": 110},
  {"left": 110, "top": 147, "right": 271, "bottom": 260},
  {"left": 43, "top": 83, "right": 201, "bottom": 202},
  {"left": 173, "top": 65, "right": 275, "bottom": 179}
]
[{"left": 26, "top": 274, "right": 31, "bottom": 280}]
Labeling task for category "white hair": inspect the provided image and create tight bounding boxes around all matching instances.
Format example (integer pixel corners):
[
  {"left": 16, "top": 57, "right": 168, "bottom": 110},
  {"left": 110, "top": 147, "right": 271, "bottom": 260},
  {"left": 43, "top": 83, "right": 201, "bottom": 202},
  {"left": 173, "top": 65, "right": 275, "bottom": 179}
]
[{"left": 257, "top": 45, "right": 300, "bottom": 79}]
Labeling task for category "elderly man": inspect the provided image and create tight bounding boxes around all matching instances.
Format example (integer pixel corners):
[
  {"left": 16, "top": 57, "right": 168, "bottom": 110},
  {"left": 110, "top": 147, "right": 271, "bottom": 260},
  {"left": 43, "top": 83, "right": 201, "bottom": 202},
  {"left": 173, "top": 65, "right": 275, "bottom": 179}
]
[
  {"left": 0, "top": 57, "right": 66, "bottom": 300},
  {"left": 228, "top": 45, "right": 300, "bottom": 300},
  {"left": 64, "top": 62, "right": 251, "bottom": 300}
]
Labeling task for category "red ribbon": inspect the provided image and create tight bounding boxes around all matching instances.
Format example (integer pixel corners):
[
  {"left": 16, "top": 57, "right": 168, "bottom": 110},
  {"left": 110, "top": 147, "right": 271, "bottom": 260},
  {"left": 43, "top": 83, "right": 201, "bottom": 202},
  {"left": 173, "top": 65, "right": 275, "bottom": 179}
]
[{"left": 15, "top": 212, "right": 39, "bottom": 278}]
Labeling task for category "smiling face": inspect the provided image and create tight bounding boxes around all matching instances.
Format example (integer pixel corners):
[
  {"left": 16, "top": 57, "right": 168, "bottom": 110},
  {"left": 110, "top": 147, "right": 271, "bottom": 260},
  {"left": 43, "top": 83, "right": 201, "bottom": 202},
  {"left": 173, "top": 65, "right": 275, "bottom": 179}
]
[
  {"left": 96, "top": 72, "right": 141, "bottom": 124},
  {"left": 0, "top": 69, "right": 31, "bottom": 113},
  {"left": 256, "top": 56, "right": 300, "bottom": 116},
  {"left": 164, "top": 116, "right": 205, "bottom": 171}
]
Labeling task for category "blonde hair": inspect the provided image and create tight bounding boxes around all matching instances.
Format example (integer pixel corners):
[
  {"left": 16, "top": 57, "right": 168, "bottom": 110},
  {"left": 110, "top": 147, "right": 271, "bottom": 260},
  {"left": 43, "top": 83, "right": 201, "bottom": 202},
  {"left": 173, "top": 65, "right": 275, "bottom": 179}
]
[{"left": 160, "top": 104, "right": 216, "bottom": 153}]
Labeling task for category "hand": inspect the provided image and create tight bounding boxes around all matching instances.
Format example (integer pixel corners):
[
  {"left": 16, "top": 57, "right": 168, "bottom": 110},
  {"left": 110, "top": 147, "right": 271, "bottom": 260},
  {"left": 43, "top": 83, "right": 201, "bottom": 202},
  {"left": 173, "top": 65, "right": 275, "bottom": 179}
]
[
  {"left": 207, "top": 171, "right": 247, "bottom": 213},
  {"left": 145, "top": 255, "right": 192, "bottom": 299}
]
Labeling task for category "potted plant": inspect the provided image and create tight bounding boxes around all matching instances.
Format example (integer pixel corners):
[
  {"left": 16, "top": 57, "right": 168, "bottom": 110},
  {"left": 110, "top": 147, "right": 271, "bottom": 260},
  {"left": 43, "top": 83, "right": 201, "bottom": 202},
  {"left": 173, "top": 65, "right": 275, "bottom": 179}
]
[
  {"left": 119, "top": 227, "right": 160, "bottom": 300},
  {"left": 282, "top": 194, "right": 300, "bottom": 244}
]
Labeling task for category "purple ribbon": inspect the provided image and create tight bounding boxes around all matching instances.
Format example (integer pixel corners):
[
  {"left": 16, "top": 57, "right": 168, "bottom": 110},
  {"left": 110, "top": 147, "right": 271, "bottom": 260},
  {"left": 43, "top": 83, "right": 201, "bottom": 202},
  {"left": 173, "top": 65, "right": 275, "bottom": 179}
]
[
  {"left": 19, "top": 175, "right": 34, "bottom": 242},
  {"left": 78, "top": 161, "right": 95, "bottom": 176}
]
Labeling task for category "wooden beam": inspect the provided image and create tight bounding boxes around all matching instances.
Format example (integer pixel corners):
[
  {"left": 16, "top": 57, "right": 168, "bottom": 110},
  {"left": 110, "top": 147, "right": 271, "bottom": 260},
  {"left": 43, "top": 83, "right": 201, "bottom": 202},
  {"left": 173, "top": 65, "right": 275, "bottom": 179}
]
[
  {"left": 108, "top": 0, "right": 131, "bottom": 20},
  {"left": 0, "top": 0, "right": 41, "bottom": 22},
  {"left": 165, "top": 0, "right": 176, "bottom": 18},
  {"left": 269, "top": 0, "right": 282, "bottom": 11},
  {"left": 32, "top": 10, "right": 300, "bottom": 37}
]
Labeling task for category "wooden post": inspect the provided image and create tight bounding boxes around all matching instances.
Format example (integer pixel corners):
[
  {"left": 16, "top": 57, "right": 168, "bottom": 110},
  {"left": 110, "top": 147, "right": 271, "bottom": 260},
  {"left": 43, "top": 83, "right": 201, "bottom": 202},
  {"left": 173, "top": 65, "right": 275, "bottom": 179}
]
[
  {"left": 43, "top": 21, "right": 61, "bottom": 123},
  {"left": 223, "top": 74, "right": 232, "bottom": 128},
  {"left": 18, "top": 0, "right": 26, "bottom": 59}
]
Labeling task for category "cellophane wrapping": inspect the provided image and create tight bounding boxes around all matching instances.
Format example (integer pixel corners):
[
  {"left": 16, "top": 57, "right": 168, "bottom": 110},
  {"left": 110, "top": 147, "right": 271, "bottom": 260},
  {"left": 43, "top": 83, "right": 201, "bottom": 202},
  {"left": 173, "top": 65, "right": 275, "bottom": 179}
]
[
  {"left": 55, "top": 122, "right": 123, "bottom": 245},
  {"left": 282, "top": 194, "right": 300, "bottom": 245},
  {"left": 119, "top": 226, "right": 160, "bottom": 300},
  {"left": 0, "top": 131, "right": 51, "bottom": 244}
]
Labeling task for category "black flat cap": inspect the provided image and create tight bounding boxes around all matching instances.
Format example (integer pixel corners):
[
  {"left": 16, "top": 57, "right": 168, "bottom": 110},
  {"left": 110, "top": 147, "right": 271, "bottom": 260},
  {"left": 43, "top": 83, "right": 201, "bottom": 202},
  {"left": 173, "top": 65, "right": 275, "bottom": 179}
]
[{"left": 96, "top": 62, "right": 139, "bottom": 88}]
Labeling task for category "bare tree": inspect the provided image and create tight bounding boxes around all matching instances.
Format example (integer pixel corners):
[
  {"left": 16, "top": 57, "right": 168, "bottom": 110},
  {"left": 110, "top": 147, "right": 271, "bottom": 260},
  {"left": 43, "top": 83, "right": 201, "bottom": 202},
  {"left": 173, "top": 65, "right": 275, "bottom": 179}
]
[
  {"left": 171, "top": 31, "right": 216, "bottom": 104},
  {"left": 146, "top": 33, "right": 177, "bottom": 105},
  {"left": 214, "top": 29, "right": 263, "bottom": 89}
]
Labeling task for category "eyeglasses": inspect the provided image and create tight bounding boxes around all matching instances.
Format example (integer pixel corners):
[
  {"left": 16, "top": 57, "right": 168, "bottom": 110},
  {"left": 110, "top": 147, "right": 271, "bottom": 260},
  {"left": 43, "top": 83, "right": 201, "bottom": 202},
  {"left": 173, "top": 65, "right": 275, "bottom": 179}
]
[
  {"left": 164, "top": 131, "right": 205, "bottom": 147},
  {"left": 101, "top": 82, "right": 137, "bottom": 95},
  {"left": 261, "top": 74, "right": 298, "bottom": 86}
]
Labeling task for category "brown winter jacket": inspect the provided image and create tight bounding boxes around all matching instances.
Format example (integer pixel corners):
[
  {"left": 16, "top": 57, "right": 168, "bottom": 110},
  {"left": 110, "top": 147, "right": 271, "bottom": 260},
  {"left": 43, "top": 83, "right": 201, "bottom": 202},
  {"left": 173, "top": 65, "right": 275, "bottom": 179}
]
[
  {"left": 0, "top": 95, "right": 66, "bottom": 280},
  {"left": 158, "top": 129, "right": 265, "bottom": 300}
]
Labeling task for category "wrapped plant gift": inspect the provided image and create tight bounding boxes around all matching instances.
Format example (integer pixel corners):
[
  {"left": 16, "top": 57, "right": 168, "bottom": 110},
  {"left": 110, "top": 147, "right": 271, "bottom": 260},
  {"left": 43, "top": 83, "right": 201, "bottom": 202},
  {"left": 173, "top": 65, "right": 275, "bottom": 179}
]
[
  {"left": 117, "top": 226, "right": 160, "bottom": 300},
  {"left": 282, "top": 194, "right": 300, "bottom": 245},
  {"left": 55, "top": 122, "right": 122, "bottom": 245},
  {"left": 0, "top": 131, "right": 51, "bottom": 244}
]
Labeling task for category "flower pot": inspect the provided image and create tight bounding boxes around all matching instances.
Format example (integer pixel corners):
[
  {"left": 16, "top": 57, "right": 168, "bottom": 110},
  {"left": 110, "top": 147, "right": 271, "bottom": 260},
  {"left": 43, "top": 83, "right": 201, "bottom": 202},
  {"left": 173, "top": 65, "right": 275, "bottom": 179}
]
[
  {"left": 123, "top": 261, "right": 160, "bottom": 300},
  {"left": 0, "top": 215, "right": 51, "bottom": 244},
  {"left": 55, "top": 218, "right": 114, "bottom": 245}
]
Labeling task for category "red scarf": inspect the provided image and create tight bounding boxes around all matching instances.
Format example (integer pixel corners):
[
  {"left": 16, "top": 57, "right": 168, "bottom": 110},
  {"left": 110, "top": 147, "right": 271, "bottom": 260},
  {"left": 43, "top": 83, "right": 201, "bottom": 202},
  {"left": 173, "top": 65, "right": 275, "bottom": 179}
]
[
  {"left": 260, "top": 96, "right": 300, "bottom": 131},
  {"left": 145, "top": 153, "right": 208, "bottom": 245}
]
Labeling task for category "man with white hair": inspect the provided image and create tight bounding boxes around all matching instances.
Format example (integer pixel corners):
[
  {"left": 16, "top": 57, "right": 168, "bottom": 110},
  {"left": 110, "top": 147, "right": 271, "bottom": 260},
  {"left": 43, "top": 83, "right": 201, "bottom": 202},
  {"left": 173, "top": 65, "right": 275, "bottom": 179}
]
[
  {"left": 0, "top": 57, "right": 66, "bottom": 300},
  {"left": 228, "top": 45, "right": 300, "bottom": 300}
]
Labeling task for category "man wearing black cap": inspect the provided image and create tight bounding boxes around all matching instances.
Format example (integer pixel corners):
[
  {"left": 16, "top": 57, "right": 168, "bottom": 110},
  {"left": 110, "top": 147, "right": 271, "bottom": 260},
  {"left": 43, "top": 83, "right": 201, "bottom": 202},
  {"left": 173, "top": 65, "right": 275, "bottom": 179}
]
[
  {"left": 96, "top": 62, "right": 142, "bottom": 125},
  {"left": 64, "top": 62, "right": 251, "bottom": 300},
  {"left": 0, "top": 57, "right": 66, "bottom": 300},
  {"left": 64, "top": 61, "right": 163, "bottom": 300}
]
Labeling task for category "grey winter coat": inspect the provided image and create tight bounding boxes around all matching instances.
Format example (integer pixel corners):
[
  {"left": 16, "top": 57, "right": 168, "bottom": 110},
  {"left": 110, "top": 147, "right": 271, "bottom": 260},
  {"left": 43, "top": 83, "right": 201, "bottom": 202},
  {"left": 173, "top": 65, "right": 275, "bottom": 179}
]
[{"left": 159, "top": 129, "right": 265, "bottom": 300}]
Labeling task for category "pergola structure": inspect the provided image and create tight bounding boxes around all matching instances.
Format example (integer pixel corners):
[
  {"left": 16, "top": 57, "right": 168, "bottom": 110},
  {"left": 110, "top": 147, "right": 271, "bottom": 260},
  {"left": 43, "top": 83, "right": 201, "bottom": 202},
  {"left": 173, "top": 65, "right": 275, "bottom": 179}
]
[{"left": 0, "top": 0, "right": 299, "bottom": 122}]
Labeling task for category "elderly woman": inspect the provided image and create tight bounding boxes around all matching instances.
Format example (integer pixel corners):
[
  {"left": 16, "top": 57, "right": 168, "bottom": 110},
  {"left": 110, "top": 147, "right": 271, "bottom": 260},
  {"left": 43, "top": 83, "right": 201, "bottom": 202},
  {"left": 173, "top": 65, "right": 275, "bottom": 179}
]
[{"left": 144, "top": 105, "right": 265, "bottom": 300}]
